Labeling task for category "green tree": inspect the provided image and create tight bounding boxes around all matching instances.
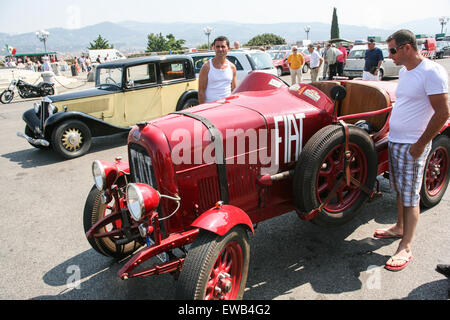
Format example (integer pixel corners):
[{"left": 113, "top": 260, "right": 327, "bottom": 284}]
[
  {"left": 146, "top": 33, "right": 186, "bottom": 52},
  {"left": 331, "top": 7, "right": 340, "bottom": 39},
  {"left": 88, "top": 35, "right": 114, "bottom": 49},
  {"left": 246, "top": 33, "right": 286, "bottom": 47}
]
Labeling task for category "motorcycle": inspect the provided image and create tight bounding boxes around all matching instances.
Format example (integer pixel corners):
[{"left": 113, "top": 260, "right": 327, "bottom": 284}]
[{"left": 0, "top": 78, "right": 55, "bottom": 104}]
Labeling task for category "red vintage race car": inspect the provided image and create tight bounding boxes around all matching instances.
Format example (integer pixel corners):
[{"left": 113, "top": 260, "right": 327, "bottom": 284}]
[{"left": 84, "top": 72, "right": 450, "bottom": 300}]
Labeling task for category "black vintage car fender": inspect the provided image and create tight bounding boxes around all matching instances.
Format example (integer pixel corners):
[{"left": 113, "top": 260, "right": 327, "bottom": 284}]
[
  {"left": 176, "top": 89, "right": 199, "bottom": 111},
  {"left": 44, "top": 111, "right": 130, "bottom": 138}
]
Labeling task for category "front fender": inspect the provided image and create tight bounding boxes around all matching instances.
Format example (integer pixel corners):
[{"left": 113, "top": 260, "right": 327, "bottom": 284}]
[
  {"left": 45, "top": 111, "right": 129, "bottom": 137},
  {"left": 191, "top": 205, "right": 254, "bottom": 237}
]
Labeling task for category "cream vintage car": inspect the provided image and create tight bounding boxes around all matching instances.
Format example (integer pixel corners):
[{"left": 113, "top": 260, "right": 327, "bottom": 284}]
[{"left": 17, "top": 55, "right": 199, "bottom": 159}]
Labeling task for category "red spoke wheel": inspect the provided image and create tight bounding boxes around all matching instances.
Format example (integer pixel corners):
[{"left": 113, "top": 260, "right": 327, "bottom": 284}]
[
  {"left": 420, "top": 135, "right": 450, "bottom": 208},
  {"left": 83, "top": 185, "right": 140, "bottom": 259},
  {"left": 293, "top": 124, "right": 378, "bottom": 227},
  {"left": 175, "top": 227, "right": 250, "bottom": 300}
]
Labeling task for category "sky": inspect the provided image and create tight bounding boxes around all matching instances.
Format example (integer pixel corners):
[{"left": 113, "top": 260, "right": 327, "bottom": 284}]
[{"left": 0, "top": 0, "right": 449, "bottom": 34}]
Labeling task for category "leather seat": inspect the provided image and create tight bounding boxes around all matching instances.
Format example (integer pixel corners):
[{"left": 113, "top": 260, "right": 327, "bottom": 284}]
[{"left": 339, "top": 81, "right": 391, "bottom": 132}]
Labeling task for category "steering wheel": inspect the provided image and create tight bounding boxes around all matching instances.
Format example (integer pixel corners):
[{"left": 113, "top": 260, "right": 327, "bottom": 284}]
[{"left": 105, "top": 77, "right": 118, "bottom": 85}]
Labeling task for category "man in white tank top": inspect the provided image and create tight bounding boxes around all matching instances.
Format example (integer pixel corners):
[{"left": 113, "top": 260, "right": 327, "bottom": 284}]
[{"left": 198, "top": 36, "right": 237, "bottom": 104}]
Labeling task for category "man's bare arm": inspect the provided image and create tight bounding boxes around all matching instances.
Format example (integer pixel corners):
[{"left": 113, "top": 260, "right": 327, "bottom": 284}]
[
  {"left": 410, "top": 93, "right": 449, "bottom": 158},
  {"left": 198, "top": 62, "right": 209, "bottom": 104}
]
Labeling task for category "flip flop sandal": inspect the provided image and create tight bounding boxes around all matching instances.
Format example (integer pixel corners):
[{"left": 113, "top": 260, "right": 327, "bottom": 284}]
[
  {"left": 385, "top": 256, "right": 413, "bottom": 272},
  {"left": 374, "top": 229, "right": 403, "bottom": 239}
]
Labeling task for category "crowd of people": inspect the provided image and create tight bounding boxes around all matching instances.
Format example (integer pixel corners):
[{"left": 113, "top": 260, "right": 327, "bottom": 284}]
[{"left": 1, "top": 55, "right": 64, "bottom": 72}]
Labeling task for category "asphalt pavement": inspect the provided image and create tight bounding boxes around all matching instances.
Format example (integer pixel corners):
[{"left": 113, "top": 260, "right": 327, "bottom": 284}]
[{"left": 0, "top": 61, "right": 449, "bottom": 301}]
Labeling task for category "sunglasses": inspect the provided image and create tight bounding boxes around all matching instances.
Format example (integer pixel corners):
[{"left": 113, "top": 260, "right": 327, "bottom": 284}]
[{"left": 389, "top": 43, "right": 409, "bottom": 55}]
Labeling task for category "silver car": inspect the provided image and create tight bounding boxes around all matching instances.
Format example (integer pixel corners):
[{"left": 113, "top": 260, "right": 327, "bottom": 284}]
[
  {"left": 343, "top": 44, "right": 402, "bottom": 80},
  {"left": 189, "top": 50, "right": 278, "bottom": 86}
]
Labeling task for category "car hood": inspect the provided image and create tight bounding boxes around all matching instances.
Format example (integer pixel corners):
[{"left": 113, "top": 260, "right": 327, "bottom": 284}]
[
  {"left": 147, "top": 73, "right": 334, "bottom": 172},
  {"left": 48, "top": 86, "right": 121, "bottom": 103}
]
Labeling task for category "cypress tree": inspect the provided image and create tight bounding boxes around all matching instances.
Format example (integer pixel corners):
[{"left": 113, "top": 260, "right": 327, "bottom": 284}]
[{"left": 331, "top": 7, "right": 340, "bottom": 39}]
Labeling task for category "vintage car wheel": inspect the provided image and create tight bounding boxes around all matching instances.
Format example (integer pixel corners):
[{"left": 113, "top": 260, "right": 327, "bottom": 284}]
[
  {"left": 51, "top": 120, "right": 92, "bottom": 159},
  {"left": 83, "top": 185, "right": 140, "bottom": 259},
  {"left": 175, "top": 227, "right": 250, "bottom": 300},
  {"left": 293, "top": 124, "right": 378, "bottom": 227},
  {"left": 420, "top": 135, "right": 450, "bottom": 208},
  {"left": 0, "top": 90, "right": 14, "bottom": 104}
]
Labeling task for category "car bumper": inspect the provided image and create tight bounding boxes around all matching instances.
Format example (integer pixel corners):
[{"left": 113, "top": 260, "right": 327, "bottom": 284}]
[
  {"left": 18, "top": 108, "right": 50, "bottom": 147},
  {"left": 343, "top": 70, "right": 363, "bottom": 78},
  {"left": 16, "top": 131, "right": 50, "bottom": 147}
]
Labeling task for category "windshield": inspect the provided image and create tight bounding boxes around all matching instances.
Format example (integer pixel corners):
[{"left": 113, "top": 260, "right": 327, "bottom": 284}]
[
  {"left": 249, "top": 52, "right": 274, "bottom": 70},
  {"left": 268, "top": 51, "right": 283, "bottom": 60},
  {"left": 96, "top": 67, "right": 123, "bottom": 88},
  {"left": 348, "top": 50, "right": 366, "bottom": 59}
]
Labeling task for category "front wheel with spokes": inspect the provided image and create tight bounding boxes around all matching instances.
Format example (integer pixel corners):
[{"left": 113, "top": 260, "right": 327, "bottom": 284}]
[{"left": 175, "top": 227, "right": 250, "bottom": 300}]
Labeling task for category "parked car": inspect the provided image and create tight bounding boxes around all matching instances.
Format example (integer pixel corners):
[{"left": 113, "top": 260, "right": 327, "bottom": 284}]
[
  {"left": 271, "top": 45, "right": 292, "bottom": 50},
  {"left": 269, "top": 48, "right": 310, "bottom": 76},
  {"left": 84, "top": 72, "right": 450, "bottom": 299},
  {"left": 17, "top": 55, "right": 199, "bottom": 159},
  {"left": 267, "top": 50, "right": 290, "bottom": 76},
  {"left": 343, "top": 44, "right": 402, "bottom": 80},
  {"left": 190, "top": 50, "right": 278, "bottom": 86},
  {"left": 436, "top": 40, "right": 450, "bottom": 59}
]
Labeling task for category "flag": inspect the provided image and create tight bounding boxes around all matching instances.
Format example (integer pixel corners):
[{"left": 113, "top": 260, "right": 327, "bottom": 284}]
[{"left": 5, "top": 44, "right": 16, "bottom": 55}]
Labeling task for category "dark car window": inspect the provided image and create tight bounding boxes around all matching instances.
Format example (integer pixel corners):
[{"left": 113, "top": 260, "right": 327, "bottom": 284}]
[
  {"left": 226, "top": 56, "right": 243, "bottom": 71},
  {"left": 127, "top": 63, "right": 157, "bottom": 87},
  {"left": 161, "top": 62, "right": 186, "bottom": 81},
  {"left": 192, "top": 55, "right": 243, "bottom": 73}
]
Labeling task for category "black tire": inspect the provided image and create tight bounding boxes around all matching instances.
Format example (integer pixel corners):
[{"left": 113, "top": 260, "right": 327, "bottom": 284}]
[
  {"left": 179, "top": 97, "right": 199, "bottom": 111},
  {"left": 83, "top": 185, "right": 140, "bottom": 259},
  {"left": 51, "top": 120, "right": 92, "bottom": 159},
  {"left": 303, "top": 63, "right": 309, "bottom": 74},
  {"left": 175, "top": 227, "right": 250, "bottom": 300},
  {"left": 42, "top": 84, "right": 55, "bottom": 96},
  {"left": 277, "top": 67, "right": 283, "bottom": 77},
  {"left": 420, "top": 135, "right": 450, "bottom": 208},
  {"left": 293, "top": 124, "right": 378, "bottom": 227},
  {"left": 0, "top": 90, "right": 14, "bottom": 104},
  {"left": 25, "top": 125, "right": 49, "bottom": 150}
]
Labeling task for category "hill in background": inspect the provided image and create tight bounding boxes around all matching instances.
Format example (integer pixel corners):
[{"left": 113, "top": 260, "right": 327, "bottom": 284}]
[{"left": 0, "top": 18, "right": 444, "bottom": 55}]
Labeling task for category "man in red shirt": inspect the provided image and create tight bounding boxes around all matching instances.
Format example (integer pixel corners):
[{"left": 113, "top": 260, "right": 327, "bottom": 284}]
[{"left": 337, "top": 43, "right": 348, "bottom": 76}]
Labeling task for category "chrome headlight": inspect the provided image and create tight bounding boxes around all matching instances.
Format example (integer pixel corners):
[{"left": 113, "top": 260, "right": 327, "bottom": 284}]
[
  {"left": 48, "top": 103, "right": 57, "bottom": 115},
  {"left": 92, "top": 160, "right": 106, "bottom": 191},
  {"left": 34, "top": 102, "right": 40, "bottom": 114},
  {"left": 127, "top": 184, "right": 145, "bottom": 221},
  {"left": 126, "top": 183, "right": 160, "bottom": 222}
]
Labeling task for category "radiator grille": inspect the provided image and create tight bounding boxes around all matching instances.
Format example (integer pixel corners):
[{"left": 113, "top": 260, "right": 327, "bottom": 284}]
[{"left": 129, "top": 143, "right": 156, "bottom": 188}]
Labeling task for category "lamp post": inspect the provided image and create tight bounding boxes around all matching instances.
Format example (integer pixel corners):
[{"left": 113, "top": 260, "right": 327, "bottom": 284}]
[
  {"left": 35, "top": 30, "right": 50, "bottom": 53},
  {"left": 439, "top": 16, "right": 449, "bottom": 34},
  {"left": 304, "top": 25, "right": 311, "bottom": 40},
  {"left": 203, "top": 26, "right": 213, "bottom": 49}
]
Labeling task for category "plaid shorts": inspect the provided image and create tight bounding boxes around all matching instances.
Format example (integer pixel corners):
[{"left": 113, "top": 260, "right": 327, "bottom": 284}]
[{"left": 388, "top": 142, "right": 432, "bottom": 207}]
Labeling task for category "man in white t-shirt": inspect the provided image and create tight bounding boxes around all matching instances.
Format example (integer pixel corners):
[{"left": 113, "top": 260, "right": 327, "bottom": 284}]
[
  {"left": 374, "top": 29, "right": 449, "bottom": 272},
  {"left": 307, "top": 44, "right": 323, "bottom": 82}
]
